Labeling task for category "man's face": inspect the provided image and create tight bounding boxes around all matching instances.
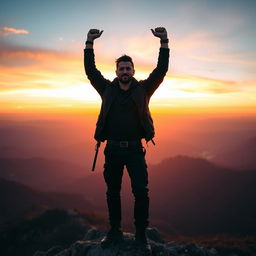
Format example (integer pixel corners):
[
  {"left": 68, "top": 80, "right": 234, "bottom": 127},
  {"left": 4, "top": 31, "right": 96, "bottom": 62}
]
[{"left": 116, "top": 61, "right": 135, "bottom": 84}]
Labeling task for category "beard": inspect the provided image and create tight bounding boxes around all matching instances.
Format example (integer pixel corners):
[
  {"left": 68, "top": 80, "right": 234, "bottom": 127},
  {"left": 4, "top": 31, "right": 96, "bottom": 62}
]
[{"left": 119, "top": 75, "right": 132, "bottom": 84}]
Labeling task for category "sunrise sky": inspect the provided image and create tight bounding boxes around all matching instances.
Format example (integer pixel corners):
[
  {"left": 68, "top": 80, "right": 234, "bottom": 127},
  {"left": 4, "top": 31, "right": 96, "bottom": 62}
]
[{"left": 0, "top": 0, "right": 256, "bottom": 114}]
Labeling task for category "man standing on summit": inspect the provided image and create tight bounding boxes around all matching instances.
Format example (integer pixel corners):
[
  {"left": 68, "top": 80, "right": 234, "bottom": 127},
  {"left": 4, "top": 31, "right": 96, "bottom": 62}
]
[{"left": 84, "top": 27, "right": 169, "bottom": 250}]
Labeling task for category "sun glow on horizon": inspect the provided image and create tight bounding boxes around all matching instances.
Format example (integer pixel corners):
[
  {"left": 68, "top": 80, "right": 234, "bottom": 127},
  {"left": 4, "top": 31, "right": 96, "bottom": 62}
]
[
  {"left": 1, "top": 71, "right": 256, "bottom": 114},
  {"left": 1, "top": 33, "right": 256, "bottom": 114}
]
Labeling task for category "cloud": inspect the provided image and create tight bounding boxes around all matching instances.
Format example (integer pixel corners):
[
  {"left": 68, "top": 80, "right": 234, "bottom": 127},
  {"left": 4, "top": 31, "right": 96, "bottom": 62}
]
[
  {"left": 190, "top": 55, "right": 256, "bottom": 67},
  {"left": 0, "top": 27, "right": 29, "bottom": 36},
  {"left": 180, "top": 80, "right": 239, "bottom": 94},
  {"left": 169, "top": 74, "right": 256, "bottom": 95},
  {"left": 0, "top": 40, "right": 75, "bottom": 68},
  {"left": 0, "top": 39, "right": 255, "bottom": 101},
  {"left": 0, "top": 41, "right": 84, "bottom": 92},
  {"left": 168, "top": 30, "right": 256, "bottom": 82}
]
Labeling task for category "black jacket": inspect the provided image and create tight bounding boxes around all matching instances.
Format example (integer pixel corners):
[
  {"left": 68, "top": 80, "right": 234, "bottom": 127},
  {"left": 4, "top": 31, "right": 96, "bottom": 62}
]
[{"left": 84, "top": 47, "right": 170, "bottom": 142}]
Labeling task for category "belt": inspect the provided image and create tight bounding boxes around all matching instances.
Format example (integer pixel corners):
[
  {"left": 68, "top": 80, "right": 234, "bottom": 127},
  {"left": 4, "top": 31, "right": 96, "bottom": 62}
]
[{"left": 107, "top": 140, "right": 142, "bottom": 148}]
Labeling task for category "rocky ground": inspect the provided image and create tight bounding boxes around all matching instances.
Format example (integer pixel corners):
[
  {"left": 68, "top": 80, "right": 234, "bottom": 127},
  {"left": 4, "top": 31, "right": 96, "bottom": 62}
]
[{"left": 34, "top": 227, "right": 219, "bottom": 256}]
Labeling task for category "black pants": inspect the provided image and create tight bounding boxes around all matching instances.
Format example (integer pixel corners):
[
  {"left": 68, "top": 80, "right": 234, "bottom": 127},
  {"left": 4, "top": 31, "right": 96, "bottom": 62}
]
[{"left": 103, "top": 143, "right": 149, "bottom": 230}]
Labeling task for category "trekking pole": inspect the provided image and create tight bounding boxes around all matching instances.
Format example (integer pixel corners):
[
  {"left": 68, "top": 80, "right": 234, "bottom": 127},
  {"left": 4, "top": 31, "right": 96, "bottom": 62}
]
[{"left": 91, "top": 141, "right": 101, "bottom": 171}]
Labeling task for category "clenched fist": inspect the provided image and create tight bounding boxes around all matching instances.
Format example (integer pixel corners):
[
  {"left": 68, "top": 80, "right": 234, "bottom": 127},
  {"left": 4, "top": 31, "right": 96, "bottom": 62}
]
[
  {"left": 151, "top": 27, "right": 168, "bottom": 40},
  {"left": 87, "top": 29, "right": 104, "bottom": 41}
]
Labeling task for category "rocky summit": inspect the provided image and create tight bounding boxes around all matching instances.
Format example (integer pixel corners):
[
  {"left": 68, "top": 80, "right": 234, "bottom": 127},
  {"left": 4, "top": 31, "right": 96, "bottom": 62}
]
[{"left": 34, "top": 227, "right": 219, "bottom": 256}]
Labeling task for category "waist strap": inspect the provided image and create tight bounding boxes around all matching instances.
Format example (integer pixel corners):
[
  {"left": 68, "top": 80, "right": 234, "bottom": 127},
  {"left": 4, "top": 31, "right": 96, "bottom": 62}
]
[{"left": 107, "top": 140, "right": 142, "bottom": 148}]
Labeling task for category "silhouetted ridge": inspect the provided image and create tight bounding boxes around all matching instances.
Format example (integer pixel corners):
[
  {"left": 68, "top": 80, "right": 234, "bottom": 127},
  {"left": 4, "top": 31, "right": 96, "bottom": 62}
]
[
  {"left": 1, "top": 155, "right": 256, "bottom": 237},
  {"left": 0, "top": 178, "right": 93, "bottom": 223},
  {"left": 0, "top": 209, "right": 96, "bottom": 256},
  {"left": 149, "top": 155, "right": 256, "bottom": 235},
  {"left": 157, "top": 155, "right": 220, "bottom": 171},
  {"left": 213, "top": 136, "right": 256, "bottom": 170},
  {"left": 0, "top": 157, "right": 86, "bottom": 191}
]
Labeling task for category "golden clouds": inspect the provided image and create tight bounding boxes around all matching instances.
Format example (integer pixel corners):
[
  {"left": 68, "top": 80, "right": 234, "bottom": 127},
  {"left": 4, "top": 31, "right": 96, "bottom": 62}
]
[
  {"left": 0, "top": 27, "right": 29, "bottom": 36},
  {"left": 0, "top": 41, "right": 85, "bottom": 92},
  {"left": 0, "top": 40, "right": 256, "bottom": 114}
]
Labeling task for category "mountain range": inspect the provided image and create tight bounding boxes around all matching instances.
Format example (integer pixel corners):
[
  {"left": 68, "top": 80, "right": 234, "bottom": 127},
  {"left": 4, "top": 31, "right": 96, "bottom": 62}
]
[
  {"left": 213, "top": 136, "right": 256, "bottom": 170},
  {"left": 1, "top": 155, "right": 255, "bottom": 236},
  {"left": 0, "top": 177, "right": 93, "bottom": 224}
]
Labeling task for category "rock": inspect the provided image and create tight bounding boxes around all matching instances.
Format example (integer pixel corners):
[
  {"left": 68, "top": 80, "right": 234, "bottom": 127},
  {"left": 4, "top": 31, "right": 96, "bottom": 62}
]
[
  {"left": 45, "top": 246, "right": 64, "bottom": 256},
  {"left": 146, "top": 227, "right": 165, "bottom": 243},
  {"left": 207, "top": 248, "right": 218, "bottom": 256},
  {"left": 166, "top": 241, "right": 178, "bottom": 247},
  {"left": 184, "top": 243, "right": 205, "bottom": 256},
  {"left": 35, "top": 228, "right": 220, "bottom": 256},
  {"left": 83, "top": 228, "right": 105, "bottom": 241},
  {"left": 34, "top": 246, "right": 63, "bottom": 256}
]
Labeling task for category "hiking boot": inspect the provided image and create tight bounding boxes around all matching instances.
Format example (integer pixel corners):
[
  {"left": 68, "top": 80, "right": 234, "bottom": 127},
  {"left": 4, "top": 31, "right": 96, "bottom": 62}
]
[
  {"left": 135, "top": 229, "right": 151, "bottom": 254},
  {"left": 101, "top": 228, "right": 124, "bottom": 248}
]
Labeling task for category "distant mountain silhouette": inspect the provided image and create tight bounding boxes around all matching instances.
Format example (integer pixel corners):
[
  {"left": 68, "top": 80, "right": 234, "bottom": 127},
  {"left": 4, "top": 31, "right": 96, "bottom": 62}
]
[
  {"left": 0, "top": 120, "right": 91, "bottom": 148},
  {"left": 0, "top": 145, "right": 29, "bottom": 158},
  {"left": 149, "top": 155, "right": 256, "bottom": 235},
  {"left": 213, "top": 136, "right": 256, "bottom": 170},
  {"left": 0, "top": 157, "right": 88, "bottom": 191},
  {"left": 1, "top": 155, "right": 255, "bottom": 236},
  {"left": 60, "top": 155, "right": 256, "bottom": 236},
  {"left": 0, "top": 120, "right": 94, "bottom": 166},
  {"left": 0, "top": 178, "right": 93, "bottom": 223},
  {"left": 2, "top": 117, "right": 256, "bottom": 167},
  {"left": 0, "top": 143, "right": 94, "bottom": 167}
]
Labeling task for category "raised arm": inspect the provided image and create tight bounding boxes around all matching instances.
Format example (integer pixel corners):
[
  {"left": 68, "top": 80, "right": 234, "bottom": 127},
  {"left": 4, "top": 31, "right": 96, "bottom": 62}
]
[
  {"left": 142, "top": 27, "right": 170, "bottom": 97},
  {"left": 84, "top": 29, "right": 109, "bottom": 96}
]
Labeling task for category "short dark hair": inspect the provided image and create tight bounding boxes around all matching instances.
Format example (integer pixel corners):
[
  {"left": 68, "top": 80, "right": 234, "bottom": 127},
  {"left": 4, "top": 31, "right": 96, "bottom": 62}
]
[{"left": 116, "top": 55, "right": 134, "bottom": 69}]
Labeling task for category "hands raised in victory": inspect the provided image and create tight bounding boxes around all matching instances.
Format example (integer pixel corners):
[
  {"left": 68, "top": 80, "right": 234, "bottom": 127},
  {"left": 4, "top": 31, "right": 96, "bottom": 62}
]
[
  {"left": 151, "top": 27, "right": 168, "bottom": 39},
  {"left": 87, "top": 29, "right": 104, "bottom": 42},
  {"left": 87, "top": 27, "right": 168, "bottom": 40},
  {"left": 86, "top": 27, "right": 168, "bottom": 48}
]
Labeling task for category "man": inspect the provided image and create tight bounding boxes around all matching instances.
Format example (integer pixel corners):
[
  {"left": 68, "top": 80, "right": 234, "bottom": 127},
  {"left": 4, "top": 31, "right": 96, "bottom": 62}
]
[{"left": 84, "top": 27, "right": 169, "bottom": 250}]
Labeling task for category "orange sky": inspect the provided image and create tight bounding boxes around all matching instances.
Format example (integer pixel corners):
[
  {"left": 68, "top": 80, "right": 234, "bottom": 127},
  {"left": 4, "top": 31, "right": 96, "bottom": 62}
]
[
  {"left": 1, "top": 0, "right": 256, "bottom": 115},
  {"left": 0, "top": 42, "right": 255, "bottom": 115}
]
